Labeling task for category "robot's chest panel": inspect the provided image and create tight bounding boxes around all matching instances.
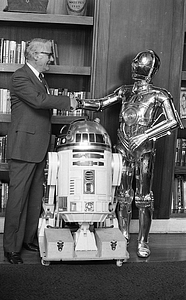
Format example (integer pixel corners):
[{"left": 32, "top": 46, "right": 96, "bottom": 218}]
[
  {"left": 122, "top": 94, "right": 154, "bottom": 126},
  {"left": 123, "top": 106, "right": 138, "bottom": 125}
]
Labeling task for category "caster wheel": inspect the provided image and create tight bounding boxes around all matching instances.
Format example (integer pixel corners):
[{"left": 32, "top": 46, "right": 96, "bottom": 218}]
[
  {"left": 116, "top": 259, "right": 123, "bottom": 267},
  {"left": 41, "top": 259, "right": 50, "bottom": 266}
]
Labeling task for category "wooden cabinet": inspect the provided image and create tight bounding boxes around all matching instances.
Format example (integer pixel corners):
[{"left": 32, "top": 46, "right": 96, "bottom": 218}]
[{"left": 0, "top": 0, "right": 99, "bottom": 215}]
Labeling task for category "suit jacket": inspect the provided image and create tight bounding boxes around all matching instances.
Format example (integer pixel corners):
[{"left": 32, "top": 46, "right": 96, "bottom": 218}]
[{"left": 7, "top": 64, "right": 71, "bottom": 162}]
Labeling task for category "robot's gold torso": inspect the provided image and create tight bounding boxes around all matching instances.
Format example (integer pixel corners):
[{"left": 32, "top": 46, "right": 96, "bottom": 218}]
[{"left": 120, "top": 84, "right": 163, "bottom": 139}]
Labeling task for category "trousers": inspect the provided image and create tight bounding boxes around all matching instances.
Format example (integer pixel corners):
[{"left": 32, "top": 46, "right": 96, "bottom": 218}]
[{"left": 3, "top": 159, "right": 45, "bottom": 252}]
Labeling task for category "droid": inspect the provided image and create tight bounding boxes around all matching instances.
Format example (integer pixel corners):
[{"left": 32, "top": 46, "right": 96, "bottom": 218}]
[{"left": 38, "top": 118, "right": 129, "bottom": 266}]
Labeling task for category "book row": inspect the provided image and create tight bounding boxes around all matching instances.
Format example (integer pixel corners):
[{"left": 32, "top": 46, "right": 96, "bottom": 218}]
[
  {"left": 0, "top": 89, "right": 86, "bottom": 116},
  {"left": 0, "top": 182, "right": 8, "bottom": 210},
  {"left": 175, "top": 138, "right": 186, "bottom": 166},
  {"left": 172, "top": 175, "right": 186, "bottom": 213},
  {"left": 0, "top": 39, "right": 26, "bottom": 64},
  {"left": 0, "top": 89, "right": 11, "bottom": 114},
  {"left": 0, "top": 136, "right": 7, "bottom": 163},
  {"left": 0, "top": 38, "right": 59, "bottom": 65},
  {"left": 49, "top": 89, "right": 86, "bottom": 116}
]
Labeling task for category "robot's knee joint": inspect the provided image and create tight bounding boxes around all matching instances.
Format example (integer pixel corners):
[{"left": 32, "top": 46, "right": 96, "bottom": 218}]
[{"left": 135, "top": 194, "right": 153, "bottom": 209}]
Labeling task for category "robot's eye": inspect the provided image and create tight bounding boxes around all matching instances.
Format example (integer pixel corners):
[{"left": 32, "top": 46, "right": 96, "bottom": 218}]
[{"left": 141, "top": 56, "right": 149, "bottom": 65}]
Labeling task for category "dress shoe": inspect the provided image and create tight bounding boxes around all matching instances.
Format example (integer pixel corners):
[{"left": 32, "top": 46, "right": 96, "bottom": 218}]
[
  {"left": 23, "top": 243, "right": 39, "bottom": 252},
  {"left": 4, "top": 252, "right": 23, "bottom": 264}
]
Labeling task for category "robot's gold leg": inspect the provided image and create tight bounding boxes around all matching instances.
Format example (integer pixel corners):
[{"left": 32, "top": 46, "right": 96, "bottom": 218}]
[
  {"left": 116, "top": 200, "right": 132, "bottom": 243},
  {"left": 135, "top": 191, "right": 154, "bottom": 258},
  {"left": 116, "top": 192, "right": 153, "bottom": 258},
  {"left": 137, "top": 207, "right": 152, "bottom": 258}
]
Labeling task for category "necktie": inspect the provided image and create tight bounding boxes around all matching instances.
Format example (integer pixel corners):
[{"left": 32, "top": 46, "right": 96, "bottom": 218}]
[{"left": 39, "top": 73, "right": 50, "bottom": 94}]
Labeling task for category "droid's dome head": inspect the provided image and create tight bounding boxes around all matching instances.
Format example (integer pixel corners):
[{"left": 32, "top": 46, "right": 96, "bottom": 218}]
[
  {"left": 56, "top": 118, "right": 112, "bottom": 151},
  {"left": 131, "top": 50, "right": 160, "bottom": 82}
]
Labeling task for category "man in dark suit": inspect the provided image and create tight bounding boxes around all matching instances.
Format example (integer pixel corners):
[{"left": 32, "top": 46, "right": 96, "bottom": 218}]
[{"left": 3, "top": 38, "right": 78, "bottom": 264}]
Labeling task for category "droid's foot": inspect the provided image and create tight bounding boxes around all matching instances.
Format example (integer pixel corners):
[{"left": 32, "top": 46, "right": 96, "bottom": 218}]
[{"left": 137, "top": 241, "right": 151, "bottom": 258}]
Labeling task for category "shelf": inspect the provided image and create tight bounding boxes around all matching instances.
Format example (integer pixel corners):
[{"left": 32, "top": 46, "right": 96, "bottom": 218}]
[
  {"left": 171, "top": 212, "right": 186, "bottom": 218},
  {"left": 0, "top": 64, "right": 91, "bottom": 76},
  {"left": 0, "top": 1, "right": 96, "bottom": 218},
  {"left": 0, "top": 12, "right": 93, "bottom": 25},
  {"left": 51, "top": 115, "right": 87, "bottom": 124},
  {"left": 0, "top": 114, "right": 87, "bottom": 124}
]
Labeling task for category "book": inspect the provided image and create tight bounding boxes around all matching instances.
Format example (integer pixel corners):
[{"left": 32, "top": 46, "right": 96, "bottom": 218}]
[
  {"left": 172, "top": 175, "right": 186, "bottom": 213},
  {"left": 0, "top": 89, "right": 11, "bottom": 113},
  {"left": 181, "top": 138, "right": 186, "bottom": 166},
  {"left": 182, "top": 176, "right": 186, "bottom": 211},
  {"left": 1, "top": 182, "right": 8, "bottom": 209},
  {"left": 20, "top": 41, "right": 26, "bottom": 64},
  {"left": 175, "top": 138, "right": 181, "bottom": 166},
  {"left": 172, "top": 176, "right": 179, "bottom": 213},
  {"left": 15, "top": 43, "right": 21, "bottom": 64},
  {"left": 3, "top": 39, "right": 10, "bottom": 63},
  {"left": 0, "top": 38, "right": 4, "bottom": 63},
  {"left": 1, "top": 135, "right": 7, "bottom": 163},
  {"left": 180, "top": 87, "right": 186, "bottom": 118},
  {"left": 51, "top": 40, "right": 59, "bottom": 65},
  {"left": 54, "top": 42, "right": 59, "bottom": 65},
  {"left": 177, "top": 176, "right": 183, "bottom": 213},
  {"left": 9, "top": 40, "right": 16, "bottom": 63}
]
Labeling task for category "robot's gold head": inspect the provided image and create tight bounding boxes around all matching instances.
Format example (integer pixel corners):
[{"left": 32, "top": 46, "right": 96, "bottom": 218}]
[{"left": 131, "top": 50, "right": 160, "bottom": 83}]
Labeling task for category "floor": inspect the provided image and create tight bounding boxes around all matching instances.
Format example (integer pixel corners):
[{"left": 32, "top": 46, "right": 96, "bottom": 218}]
[{"left": 0, "top": 233, "right": 186, "bottom": 265}]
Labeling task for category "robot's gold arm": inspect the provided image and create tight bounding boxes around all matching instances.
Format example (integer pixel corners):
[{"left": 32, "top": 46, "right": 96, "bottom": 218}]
[
  {"left": 145, "top": 119, "right": 177, "bottom": 141},
  {"left": 145, "top": 96, "right": 183, "bottom": 141},
  {"left": 77, "top": 91, "right": 122, "bottom": 111},
  {"left": 130, "top": 95, "right": 183, "bottom": 151}
]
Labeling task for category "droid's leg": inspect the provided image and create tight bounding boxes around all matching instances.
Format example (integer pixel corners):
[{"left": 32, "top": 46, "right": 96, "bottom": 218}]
[
  {"left": 115, "top": 158, "right": 134, "bottom": 243},
  {"left": 135, "top": 151, "right": 155, "bottom": 258}
]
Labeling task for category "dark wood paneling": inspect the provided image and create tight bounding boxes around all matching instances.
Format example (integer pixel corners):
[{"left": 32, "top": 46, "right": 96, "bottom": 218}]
[
  {"left": 157, "top": 0, "right": 185, "bottom": 218},
  {"left": 93, "top": 0, "right": 184, "bottom": 218}
]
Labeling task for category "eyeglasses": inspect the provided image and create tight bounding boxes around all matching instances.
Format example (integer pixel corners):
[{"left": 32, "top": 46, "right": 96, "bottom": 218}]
[{"left": 38, "top": 52, "right": 53, "bottom": 59}]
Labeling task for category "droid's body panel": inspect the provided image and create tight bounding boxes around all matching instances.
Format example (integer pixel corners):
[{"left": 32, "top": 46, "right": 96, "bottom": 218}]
[
  {"left": 56, "top": 119, "right": 113, "bottom": 223},
  {"left": 38, "top": 119, "right": 129, "bottom": 266}
]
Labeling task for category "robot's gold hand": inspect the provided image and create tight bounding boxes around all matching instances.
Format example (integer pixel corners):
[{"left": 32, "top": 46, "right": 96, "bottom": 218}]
[
  {"left": 76, "top": 97, "right": 84, "bottom": 110},
  {"left": 129, "top": 134, "right": 148, "bottom": 151}
]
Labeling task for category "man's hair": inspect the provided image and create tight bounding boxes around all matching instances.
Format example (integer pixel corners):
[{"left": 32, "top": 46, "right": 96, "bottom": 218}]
[{"left": 25, "top": 38, "right": 51, "bottom": 60}]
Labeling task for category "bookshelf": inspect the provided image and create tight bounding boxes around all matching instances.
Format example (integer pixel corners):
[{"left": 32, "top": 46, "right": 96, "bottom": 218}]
[
  {"left": 0, "top": 0, "right": 183, "bottom": 229},
  {"left": 0, "top": 0, "right": 99, "bottom": 219}
]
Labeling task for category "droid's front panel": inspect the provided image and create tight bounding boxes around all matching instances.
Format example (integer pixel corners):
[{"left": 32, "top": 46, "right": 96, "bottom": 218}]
[{"left": 56, "top": 147, "right": 112, "bottom": 223}]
